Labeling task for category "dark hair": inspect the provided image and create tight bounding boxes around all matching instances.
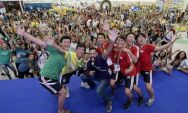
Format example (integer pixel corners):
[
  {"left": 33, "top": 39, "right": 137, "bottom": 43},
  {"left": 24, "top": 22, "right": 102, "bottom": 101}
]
[
  {"left": 77, "top": 43, "right": 85, "bottom": 48},
  {"left": 60, "top": 35, "right": 71, "bottom": 43},
  {"left": 135, "top": 33, "right": 146, "bottom": 41},
  {"left": 171, "top": 51, "right": 187, "bottom": 66},
  {"left": 125, "top": 32, "right": 135, "bottom": 40},
  {"left": 118, "top": 34, "right": 126, "bottom": 41},
  {"left": 97, "top": 33, "right": 105, "bottom": 39},
  {"left": 89, "top": 47, "right": 96, "bottom": 51},
  {"left": 77, "top": 43, "right": 86, "bottom": 51},
  {"left": 174, "top": 51, "right": 187, "bottom": 61},
  {"left": 158, "top": 51, "right": 167, "bottom": 59}
]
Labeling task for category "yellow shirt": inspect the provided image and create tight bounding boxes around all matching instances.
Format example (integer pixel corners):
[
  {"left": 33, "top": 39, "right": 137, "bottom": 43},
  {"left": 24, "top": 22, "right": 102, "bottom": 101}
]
[
  {"left": 110, "top": 21, "right": 116, "bottom": 28},
  {"left": 31, "top": 22, "right": 39, "bottom": 27},
  {"left": 61, "top": 51, "right": 78, "bottom": 75}
]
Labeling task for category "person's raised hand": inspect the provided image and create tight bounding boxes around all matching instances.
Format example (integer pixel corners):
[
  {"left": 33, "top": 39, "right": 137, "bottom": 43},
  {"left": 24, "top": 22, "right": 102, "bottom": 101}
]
[{"left": 108, "top": 29, "right": 117, "bottom": 43}]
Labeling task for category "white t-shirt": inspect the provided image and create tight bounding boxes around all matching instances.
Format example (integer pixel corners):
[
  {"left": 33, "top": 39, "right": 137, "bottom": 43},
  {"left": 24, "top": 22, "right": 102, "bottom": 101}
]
[
  {"left": 180, "top": 59, "right": 188, "bottom": 67},
  {"left": 70, "top": 42, "right": 77, "bottom": 52},
  {"left": 126, "top": 20, "right": 132, "bottom": 27},
  {"left": 163, "top": 31, "right": 174, "bottom": 42}
]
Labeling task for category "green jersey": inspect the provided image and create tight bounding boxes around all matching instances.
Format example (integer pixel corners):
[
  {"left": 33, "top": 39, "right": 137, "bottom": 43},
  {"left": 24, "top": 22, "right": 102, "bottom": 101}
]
[
  {"left": 40, "top": 45, "right": 66, "bottom": 80},
  {"left": 0, "top": 50, "right": 12, "bottom": 65}
]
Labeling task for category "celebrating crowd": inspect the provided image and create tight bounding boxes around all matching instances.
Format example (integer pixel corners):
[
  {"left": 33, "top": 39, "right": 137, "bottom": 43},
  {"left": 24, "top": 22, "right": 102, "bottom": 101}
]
[{"left": 0, "top": 5, "right": 188, "bottom": 113}]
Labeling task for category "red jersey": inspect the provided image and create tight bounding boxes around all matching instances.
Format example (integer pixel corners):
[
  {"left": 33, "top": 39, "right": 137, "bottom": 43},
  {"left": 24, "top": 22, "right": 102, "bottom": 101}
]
[
  {"left": 96, "top": 42, "right": 109, "bottom": 55},
  {"left": 130, "top": 45, "right": 140, "bottom": 75},
  {"left": 139, "top": 44, "right": 155, "bottom": 71},
  {"left": 114, "top": 50, "right": 136, "bottom": 76}
]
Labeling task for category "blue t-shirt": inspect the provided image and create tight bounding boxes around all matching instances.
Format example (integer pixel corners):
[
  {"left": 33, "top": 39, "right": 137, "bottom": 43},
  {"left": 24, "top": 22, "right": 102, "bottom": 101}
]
[
  {"left": 15, "top": 49, "right": 30, "bottom": 63},
  {"left": 87, "top": 55, "right": 111, "bottom": 80},
  {"left": 18, "top": 58, "right": 30, "bottom": 72}
]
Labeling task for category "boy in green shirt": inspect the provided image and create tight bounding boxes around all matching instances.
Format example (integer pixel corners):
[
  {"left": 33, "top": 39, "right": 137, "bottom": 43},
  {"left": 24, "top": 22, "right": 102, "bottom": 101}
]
[{"left": 17, "top": 26, "right": 71, "bottom": 113}]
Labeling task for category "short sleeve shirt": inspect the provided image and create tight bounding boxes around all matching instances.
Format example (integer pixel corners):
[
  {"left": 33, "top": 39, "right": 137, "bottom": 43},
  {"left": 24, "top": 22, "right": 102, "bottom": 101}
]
[
  {"left": 139, "top": 44, "right": 155, "bottom": 71},
  {"left": 0, "top": 50, "right": 12, "bottom": 64},
  {"left": 40, "top": 45, "right": 66, "bottom": 80}
]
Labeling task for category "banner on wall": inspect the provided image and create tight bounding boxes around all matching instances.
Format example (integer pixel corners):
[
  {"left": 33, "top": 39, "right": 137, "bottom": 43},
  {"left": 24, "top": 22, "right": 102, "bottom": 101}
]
[{"left": 157, "top": 0, "right": 186, "bottom": 10}]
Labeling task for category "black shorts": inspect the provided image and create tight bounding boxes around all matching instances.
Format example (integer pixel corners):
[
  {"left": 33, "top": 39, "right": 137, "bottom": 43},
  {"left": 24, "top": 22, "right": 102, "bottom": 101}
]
[
  {"left": 140, "top": 71, "right": 152, "bottom": 84},
  {"left": 39, "top": 76, "right": 62, "bottom": 95},
  {"left": 59, "top": 72, "right": 75, "bottom": 85},
  {"left": 111, "top": 72, "right": 117, "bottom": 80},
  {"left": 116, "top": 71, "right": 125, "bottom": 82},
  {"left": 124, "top": 76, "right": 135, "bottom": 90}
]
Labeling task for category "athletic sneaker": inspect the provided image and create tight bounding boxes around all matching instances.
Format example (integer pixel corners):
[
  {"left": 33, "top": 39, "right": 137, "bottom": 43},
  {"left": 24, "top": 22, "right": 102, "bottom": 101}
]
[
  {"left": 80, "top": 82, "right": 90, "bottom": 89},
  {"left": 146, "top": 98, "right": 155, "bottom": 107},
  {"left": 123, "top": 100, "right": 132, "bottom": 110},
  {"left": 106, "top": 101, "right": 112, "bottom": 113},
  {"left": 66, "top": 87, "right": 70, "bottom": 98},
  {"left": 137, "top": 96, "right": 144, "bottom": 106}
]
